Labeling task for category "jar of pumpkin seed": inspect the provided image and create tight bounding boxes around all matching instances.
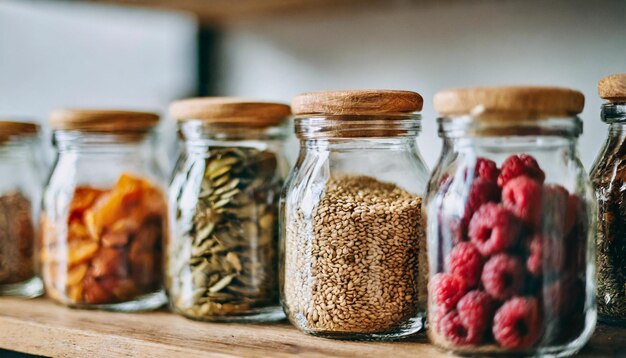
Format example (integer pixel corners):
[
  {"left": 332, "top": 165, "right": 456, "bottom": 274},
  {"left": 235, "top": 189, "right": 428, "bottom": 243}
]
[{"left": 166, "top": 98, "right": 290, "bottom": 322}]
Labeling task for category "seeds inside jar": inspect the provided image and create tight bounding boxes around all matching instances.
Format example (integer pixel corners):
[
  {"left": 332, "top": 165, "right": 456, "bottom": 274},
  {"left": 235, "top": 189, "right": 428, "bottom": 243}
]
[
  {"left": 284, "top": 175, "right": 426, "bottom": 333},
  {"left": 167, "top": 147, "right": 281, "bottom": 318},
  {"left": 0, "top": 192, "right": 35, "bottom": 285}
]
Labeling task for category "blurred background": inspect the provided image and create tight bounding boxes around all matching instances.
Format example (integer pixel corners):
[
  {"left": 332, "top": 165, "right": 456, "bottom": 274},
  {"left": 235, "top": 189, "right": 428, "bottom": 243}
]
[{"left": 1, "top": 0, "right": 625, "bottom": 170}]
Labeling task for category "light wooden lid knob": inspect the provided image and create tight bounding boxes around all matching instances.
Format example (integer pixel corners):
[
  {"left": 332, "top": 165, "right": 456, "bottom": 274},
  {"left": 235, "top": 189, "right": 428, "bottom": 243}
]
[
  {"left": 599, "top": 73, "right": 626, "bottom": 102},
  {"left": 291, "top": 90, "right": 423, "bottom": 116},
  {"left": 170, "top": 97, "right": 290, "bottom": 127},
  {"left": 434, "top": 86, "right": 584, "bottom": 119},
  {"left": 49, "top": 109, "right": 159, "bottom": 132}
]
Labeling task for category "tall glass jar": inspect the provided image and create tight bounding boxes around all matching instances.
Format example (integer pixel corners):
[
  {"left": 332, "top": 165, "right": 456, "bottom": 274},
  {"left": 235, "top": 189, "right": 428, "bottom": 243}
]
[
  {"left": 41, "top": 109, "right": 168, "bottom": 311},
  {"left": 427, "top": 87, "right": 596, "bottom": 356},
  {"left": 0, "top": 121, "right": 44, "bottom": 297},
  {"left": 167, "top": 98, "right": 289, "bottom": 322},
  {"left": 591, "top": 73, "right": 626, "bottom": 325},
  {"left": 282, "top": 90, "right": 429, "bottom": 340}
]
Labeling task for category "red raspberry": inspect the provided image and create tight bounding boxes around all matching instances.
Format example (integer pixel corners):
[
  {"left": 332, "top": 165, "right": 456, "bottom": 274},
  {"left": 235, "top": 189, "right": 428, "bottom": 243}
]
[
  {"left": 541, "top": 185, "right": 576, "bottom": 237},
  {"left": 448, "top": 242, "right": 484, "bottom": 288},
  {"left": 474, "top": 157, "right": 500, "bottom": 183},
  {"left": 429, "top": 273, "right": 468, "bottom": 312},
  {"left": 497, "top": 154, "right": 546, "bottom": 187},
  {"left": 482, "top": 254, "right": 524, "bottom": 300},
  {"left": 502, "top": 176, "right": 543, "bottom": 228},
  {"left": 457, "top": 290, "right": 495, "bottom": 332},
  {"left": 439, "top": 310, "right": 482, "bottom": 345},
  {"left": 462, "top": 178, "right": 501, "bottom": 230},
  {"left": 493, "top": 297, "right": 542, "bottom": 349},
  {"left": 526, "top": 234, "right": 565, "bottom": 276},
  {"left": 542, "top": 278, "right": 584, "bottom": 317},
  {"left": 468, "top": 203, "right": 521, "bottom": 256}
]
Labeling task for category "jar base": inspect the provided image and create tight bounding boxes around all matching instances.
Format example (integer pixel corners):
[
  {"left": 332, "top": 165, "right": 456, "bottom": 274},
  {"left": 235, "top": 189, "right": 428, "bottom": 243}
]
[
  {"left": 295, "top": 315, "right": 425, "bottom": 341},
  {"left": 0, "top": 276, "right": 43, "bottom": 298},
  {"left": 62, "top": 290, "right": 167, "bottom": 312},
  {"left": 176, "top": 305, "right": 286, "bottom": 323}
]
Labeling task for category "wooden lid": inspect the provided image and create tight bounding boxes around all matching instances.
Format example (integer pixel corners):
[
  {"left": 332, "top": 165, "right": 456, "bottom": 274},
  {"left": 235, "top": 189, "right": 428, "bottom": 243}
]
[
  {"left": 434, "top": 86, "right": 584, "bottom": 119},
  {"left": 291, "top": 90, "right": 423, "bottom": 116},
  {"left": 49, "top": 109, "right": 159, "bottom": 132},
  {"left": 599, "top": 73, "right": 626, "bottom": 102},
  {"left": 170, "top": 97, "right": 290, "bottom": 127},
  {"left": 0, "top": 121, "right": 39, "bottom": 144}
]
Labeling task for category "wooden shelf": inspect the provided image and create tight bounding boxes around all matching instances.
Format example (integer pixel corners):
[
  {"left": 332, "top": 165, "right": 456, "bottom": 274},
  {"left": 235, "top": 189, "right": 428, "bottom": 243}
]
[
  {"left": 84, "top": 0, "right": 378, "bottom": 23},
  {"left": 0, "top": 297, "right": 624, "bottom": 357}
]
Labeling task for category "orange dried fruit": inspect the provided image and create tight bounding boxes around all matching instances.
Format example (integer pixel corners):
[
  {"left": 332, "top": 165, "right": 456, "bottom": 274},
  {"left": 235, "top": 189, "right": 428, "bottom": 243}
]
[
  {"left": 67, "top": 240, "right": 99, "bottom": 266},
  {"left": 91, "top": 248, "right": 128, "bottom": 278},
  {"left": 67, "top": 263, "right": 88, "bottom": 286}
]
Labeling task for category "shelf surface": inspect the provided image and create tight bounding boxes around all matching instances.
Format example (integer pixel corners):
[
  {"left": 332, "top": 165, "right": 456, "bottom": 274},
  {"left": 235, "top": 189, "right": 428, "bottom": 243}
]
[
  {"left": 0, "top": 297, "right": 625, "bottom": 357},
  {"left": 84, "top": 0, "right": 374, "bottom": 22}
]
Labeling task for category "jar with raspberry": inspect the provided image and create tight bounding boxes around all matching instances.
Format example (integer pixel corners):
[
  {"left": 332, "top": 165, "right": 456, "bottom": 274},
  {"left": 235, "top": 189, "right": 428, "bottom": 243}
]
[{"left": 426, "top": 87, "right": 597, "bottom": 355}]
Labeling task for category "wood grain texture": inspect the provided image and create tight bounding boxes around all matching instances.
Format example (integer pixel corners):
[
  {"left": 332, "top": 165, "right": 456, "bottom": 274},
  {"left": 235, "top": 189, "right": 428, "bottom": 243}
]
[
  {"left": 598, "top": 73, "right": 626, "bottom": 102},
  {"left": 291, "top": 90, "right": 423, "bottom": 116},
  {"left": 170, "top": 98, "right": 290, "bottom": 126},
  {"left": 434, "top": 86, "right": 585, "bottom": 118},
  {"left": 0, "top": 297, "right": 624, "bottom": 357}
]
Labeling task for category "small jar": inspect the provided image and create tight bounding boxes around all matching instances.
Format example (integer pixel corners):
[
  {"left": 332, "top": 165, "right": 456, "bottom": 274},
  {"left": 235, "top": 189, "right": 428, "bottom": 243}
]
[
  {"left": 0, "top": 121, "right": 44, "bottom": 297},
  {"left": 282, "top": 90, "right": 430, "bottom": 339},
  {"left": 427, "top": 87, "right": 596, "bottom": 356},
  {"left": 166, "top": 98, "right": 289, "bottom": 322},
  {"left": 41, "top": 109, "right": 168, "bottom": 311},
  {"left": 591, "top": 73, "right": 626, "bottom": 325}
]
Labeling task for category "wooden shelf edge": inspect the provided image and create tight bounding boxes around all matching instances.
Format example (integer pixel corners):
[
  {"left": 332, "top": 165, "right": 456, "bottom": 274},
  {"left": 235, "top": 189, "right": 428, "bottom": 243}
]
[{"left": 1, "top": 297, "right": 625, "bottom": 357}]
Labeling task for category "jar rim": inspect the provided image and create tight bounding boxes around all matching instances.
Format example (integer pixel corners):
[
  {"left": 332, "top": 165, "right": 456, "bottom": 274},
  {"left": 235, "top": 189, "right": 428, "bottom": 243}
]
[
  {"left": 178, "top": 119, "right": 288, "bottom": 142},
  {"left": 295, "top": 114, "right": 421, "bottom": 139}
]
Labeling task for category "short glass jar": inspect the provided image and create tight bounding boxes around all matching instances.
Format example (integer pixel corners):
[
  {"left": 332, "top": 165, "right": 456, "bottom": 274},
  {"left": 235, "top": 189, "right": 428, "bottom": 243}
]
[
  {"left": 427, "top": 87, "right": 596, "bottom": 356},
  {"left": 591, "top": 73, "right": 626, "bottom": 325},
  {"left": 41, "top": 109, "right": 168, "bottom": 311},
  {"left": 281, "top": 90, "right": 430, "bottom": 340},
  {"left": 0, "top": 121, "right": 44, "bottom": 297},
  {"left": 166, "top": 98, "right": 289, "bottom": 322}
]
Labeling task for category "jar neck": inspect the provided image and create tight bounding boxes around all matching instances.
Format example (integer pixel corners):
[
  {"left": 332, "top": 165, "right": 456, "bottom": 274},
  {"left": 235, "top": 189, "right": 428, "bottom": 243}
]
[
  {"left": 439, "top": 115, "right": 582, "bottom": 141},
  {"left": 53, "top": 130, "right": 153, "bottom": 155},
  {"left": 0, "top": 137, "right": 38, "bottom": 159},
  {"left": 295, "top": 114, "right": 421, "bottom": 139},
  {"left": 179, "top": 120, "right": 287, "bottom": 155},
  {"left": 602, "top": 102, "right": 626, "bottom": 124},
  {"left": 301, "top": 136, "right": 418, "bottom": 151}
]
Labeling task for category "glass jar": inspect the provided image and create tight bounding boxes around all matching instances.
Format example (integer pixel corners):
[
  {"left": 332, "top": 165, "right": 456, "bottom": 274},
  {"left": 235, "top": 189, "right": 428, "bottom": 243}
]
[
  {"left": 41, "top": 109, "right": 168, "bottom": 311},
  {"left": 591, "top": 73, "right": 626, "bottom": 325},
  {"left": 427, "top": 87, "right": 596, "bottom": 356},
  {"left": 0, "top": 121, "right": 45, "bottom": 297},
  {"left": 281, "top": 90, "right": 430, "bottom": 339},
  {"left": 166, "top": 98, "right": 289, "bottom": 322}
]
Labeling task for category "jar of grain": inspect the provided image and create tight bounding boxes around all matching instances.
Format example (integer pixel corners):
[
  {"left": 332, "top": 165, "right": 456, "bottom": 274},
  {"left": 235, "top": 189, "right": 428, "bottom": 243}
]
[
  {"left": 0, "top": 121, "right": 44, "bottom": 297},
  {"left": 41, "top": 109, "right": 168, "bottom": 311},
  {"left": 591, "top": 73, "right": 626, "bottom": 325},
  {"left": 282, "top": 90, "right": 429, "bottom": 339},
  {"left": 166, "top": 98, "right": 290, "bottom": 322},
  {"left": 427, "top": 87, "right": 596, "bottom": 355}
]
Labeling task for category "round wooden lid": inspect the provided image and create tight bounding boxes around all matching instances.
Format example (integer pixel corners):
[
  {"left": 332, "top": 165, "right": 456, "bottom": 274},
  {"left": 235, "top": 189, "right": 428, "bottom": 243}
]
[
  {"left": 170, "top": 97, "right": 290, "bottom": 127},
  {"left": 49, "top": 109, "right": 159, "bottom": 132},
  {"left": 434, "top": 86, "right": 584, "bottom": 119},
  {"left": 0, "top": 121, "right": 39, "bottom": 136},
  {"left": 291, "top": 90, "right": 423, "bottom": 116},
  {"left": 599, "top": 73, "right": 626, "bottom": 102}
]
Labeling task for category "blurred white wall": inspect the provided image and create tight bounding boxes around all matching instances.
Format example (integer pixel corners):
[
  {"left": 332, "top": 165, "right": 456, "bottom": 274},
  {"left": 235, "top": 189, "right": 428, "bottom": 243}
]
[
  {"left": 216, "top": 0, "right": 626, "bottom": 170},
  {"left": 0, "top": 0, "right": 197, "bottom": 166}
]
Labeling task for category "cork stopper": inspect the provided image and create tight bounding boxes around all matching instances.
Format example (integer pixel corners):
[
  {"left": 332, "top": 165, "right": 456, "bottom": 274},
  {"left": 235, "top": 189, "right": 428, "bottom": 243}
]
[
  {"left": 49, "top": 109, "right": 159, "bottom": 132},
  {"left": 170, "top": 97, "right": 290, "bottom": 127},
  {"left": 434, "top": 86, "right": 584, "bottom": 120},
  {"left": 599, "top": 73, "right": 626, "bottom": 103},
  {"left": 0, "top": 121, "right": 39, "bottom": 144},
  {"left": 291, "top": 90, "right": 423, "bottom": 116}
]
